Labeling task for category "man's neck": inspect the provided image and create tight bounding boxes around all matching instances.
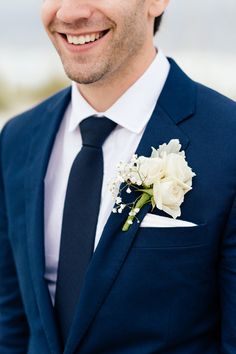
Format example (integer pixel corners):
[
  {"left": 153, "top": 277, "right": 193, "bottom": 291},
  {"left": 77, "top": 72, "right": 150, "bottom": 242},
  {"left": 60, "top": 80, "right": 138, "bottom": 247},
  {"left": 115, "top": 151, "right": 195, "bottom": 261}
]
[{"left": 77, "top": 46, "right": 157, "bottom": 112}]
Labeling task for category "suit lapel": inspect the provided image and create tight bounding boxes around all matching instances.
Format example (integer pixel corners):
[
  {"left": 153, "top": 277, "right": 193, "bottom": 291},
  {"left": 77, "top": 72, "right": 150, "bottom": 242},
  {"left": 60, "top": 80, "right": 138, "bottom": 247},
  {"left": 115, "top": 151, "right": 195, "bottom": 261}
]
[
  {"left": 25, "top": 88, "right": 71, "bottom": 354},
  {"left": 65, "top": 60, "right": 196, "bottom": 354}
]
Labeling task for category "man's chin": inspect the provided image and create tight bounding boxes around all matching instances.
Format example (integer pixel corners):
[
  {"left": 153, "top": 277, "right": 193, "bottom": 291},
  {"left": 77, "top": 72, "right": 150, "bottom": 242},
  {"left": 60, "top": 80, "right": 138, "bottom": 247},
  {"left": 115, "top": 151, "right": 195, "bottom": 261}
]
[{"left": 64, "top": 68, "right": 108, "bottom": 85}]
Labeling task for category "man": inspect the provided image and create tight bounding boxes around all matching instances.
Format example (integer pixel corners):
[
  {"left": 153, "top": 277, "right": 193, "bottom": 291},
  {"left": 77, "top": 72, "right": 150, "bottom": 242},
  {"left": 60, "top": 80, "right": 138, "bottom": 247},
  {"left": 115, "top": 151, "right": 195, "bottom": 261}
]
[{"left": 1, "top": 0, "right": 236, "bottom": 352}]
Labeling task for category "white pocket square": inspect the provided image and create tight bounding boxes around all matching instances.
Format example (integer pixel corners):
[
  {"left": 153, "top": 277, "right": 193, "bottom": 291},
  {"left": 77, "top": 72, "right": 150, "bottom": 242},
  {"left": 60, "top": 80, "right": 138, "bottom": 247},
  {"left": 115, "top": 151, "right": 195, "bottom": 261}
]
[{"left": 140, "top": 213, "right": 197, "bottom": 228}]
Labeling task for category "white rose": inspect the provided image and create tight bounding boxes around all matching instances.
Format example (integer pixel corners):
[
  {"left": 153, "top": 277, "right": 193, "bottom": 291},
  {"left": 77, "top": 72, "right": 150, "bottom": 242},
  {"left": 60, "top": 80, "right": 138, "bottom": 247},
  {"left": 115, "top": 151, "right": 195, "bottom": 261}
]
[
  {"left": 164, "top": 153, "right": 195, "bottom": 190},
  {"left": 138, "top": 156, "right": 164, "bottom": 186},
  {"left": 153, "top": 178, "right": 186, "bottom": 219},
  {"left": 151, "top": 139, "right": 184, "bottom": 158}
]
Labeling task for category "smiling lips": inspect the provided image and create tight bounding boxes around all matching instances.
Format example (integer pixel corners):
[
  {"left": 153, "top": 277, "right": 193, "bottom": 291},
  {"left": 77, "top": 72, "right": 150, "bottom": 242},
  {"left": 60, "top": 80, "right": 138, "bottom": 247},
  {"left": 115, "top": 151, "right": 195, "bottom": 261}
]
[{"left": 62, "top": 30, "right": 109, "bottom": 46}]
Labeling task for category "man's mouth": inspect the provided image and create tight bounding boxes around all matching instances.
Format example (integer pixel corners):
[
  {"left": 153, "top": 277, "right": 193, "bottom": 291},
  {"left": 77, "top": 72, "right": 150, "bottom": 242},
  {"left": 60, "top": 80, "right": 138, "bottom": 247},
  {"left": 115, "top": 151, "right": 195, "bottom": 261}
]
[{"left": 61, "top": 30, "right": 110, "bottom": 46}]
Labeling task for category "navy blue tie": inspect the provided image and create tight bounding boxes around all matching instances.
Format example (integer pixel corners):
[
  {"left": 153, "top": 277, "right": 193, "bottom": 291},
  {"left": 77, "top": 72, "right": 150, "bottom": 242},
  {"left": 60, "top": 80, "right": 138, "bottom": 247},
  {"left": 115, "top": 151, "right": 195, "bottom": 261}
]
[{"left": 54, "top": 116, "right": 116, "bottom": 344}]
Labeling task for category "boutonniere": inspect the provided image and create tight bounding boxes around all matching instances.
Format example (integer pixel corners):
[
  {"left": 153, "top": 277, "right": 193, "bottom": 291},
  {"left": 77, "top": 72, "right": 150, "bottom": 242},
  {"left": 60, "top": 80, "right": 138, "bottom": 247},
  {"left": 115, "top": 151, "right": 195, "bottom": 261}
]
[{"left": 109, "top": 139, "right": 196, "bottom": 231}]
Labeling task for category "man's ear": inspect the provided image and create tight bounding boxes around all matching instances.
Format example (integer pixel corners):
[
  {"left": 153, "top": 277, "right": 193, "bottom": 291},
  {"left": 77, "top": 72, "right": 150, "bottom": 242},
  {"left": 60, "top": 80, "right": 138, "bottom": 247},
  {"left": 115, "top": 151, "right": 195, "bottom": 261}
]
[{"left": 148, "top": 0, "right": 169, "bottom": 18}]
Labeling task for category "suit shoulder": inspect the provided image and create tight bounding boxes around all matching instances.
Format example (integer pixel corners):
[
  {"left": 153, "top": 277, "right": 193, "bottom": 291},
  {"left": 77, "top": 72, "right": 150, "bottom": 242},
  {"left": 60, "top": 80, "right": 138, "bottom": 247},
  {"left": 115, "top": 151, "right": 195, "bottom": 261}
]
[
  {"left": 195, "top": 82, "right": 236, "bottom": 120},
  {"left": 0, "top": 87, "right": 71, "bottom": 160},
  {"left": 2, "top": 87, "right": 71, "bottom": 139},
  {"left": 189, "top": 82, "right": 236, "bottom": 162}
]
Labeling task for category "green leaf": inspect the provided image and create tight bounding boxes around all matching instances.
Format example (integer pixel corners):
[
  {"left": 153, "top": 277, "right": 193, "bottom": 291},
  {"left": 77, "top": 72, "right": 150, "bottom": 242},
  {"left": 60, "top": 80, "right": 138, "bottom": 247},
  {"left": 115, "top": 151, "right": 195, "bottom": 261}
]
[{"left": 137, "top": 188, "right": 153, "bottom": 196}]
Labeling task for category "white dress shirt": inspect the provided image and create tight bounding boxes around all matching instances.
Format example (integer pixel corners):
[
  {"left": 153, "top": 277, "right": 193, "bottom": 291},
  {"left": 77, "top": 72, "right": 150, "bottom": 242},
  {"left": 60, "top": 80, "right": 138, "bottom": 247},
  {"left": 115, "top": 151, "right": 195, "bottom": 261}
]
[{"left": 44, "top": 49, "right": 170, "bottom": 304}]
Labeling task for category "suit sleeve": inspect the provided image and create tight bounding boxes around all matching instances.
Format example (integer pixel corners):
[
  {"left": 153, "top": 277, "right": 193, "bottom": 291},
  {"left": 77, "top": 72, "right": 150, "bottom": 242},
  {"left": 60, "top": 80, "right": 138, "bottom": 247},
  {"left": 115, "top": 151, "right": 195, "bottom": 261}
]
[
  {"left": 220, "top": 193, "right": 236, "bottom": 353},
  {"left": 0, "top": 127, "right": 29, "bottom": 353}
]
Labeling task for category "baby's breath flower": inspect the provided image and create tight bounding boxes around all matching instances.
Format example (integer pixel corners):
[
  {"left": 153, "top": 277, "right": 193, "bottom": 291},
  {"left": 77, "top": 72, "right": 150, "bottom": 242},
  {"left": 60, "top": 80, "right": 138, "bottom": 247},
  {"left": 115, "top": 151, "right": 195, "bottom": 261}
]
[
  {"left": 116, "top": 197, "right": 122, "bottom": 204},
  {"left": 109, "top": 139, "right": 195, "bottom": 231}
]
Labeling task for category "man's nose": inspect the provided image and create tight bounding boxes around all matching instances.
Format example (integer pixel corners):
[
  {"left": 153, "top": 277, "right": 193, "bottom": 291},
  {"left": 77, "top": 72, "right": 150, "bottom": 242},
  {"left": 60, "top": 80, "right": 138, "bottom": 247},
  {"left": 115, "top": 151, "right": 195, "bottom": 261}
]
[{"left": 56, "top": 0, "right": 94, "bottom": 23}]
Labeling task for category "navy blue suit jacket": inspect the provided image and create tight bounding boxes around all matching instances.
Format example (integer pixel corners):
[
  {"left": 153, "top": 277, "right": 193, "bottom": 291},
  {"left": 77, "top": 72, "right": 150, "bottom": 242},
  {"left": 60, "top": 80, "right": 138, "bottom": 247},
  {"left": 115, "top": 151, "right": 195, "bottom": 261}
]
[{"left": 1, "top": 59, "right": 236, "bottom": 353}]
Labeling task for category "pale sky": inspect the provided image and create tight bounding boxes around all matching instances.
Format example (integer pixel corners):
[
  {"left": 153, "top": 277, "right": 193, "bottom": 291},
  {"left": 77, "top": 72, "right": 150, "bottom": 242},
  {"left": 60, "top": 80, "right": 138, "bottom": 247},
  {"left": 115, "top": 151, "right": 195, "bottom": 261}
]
[
  {"left": 1, "top": 0, "right": 236, "bottom": 52},
  {"left": 0, "top": 0, "right": 236, "bottom": 98}
]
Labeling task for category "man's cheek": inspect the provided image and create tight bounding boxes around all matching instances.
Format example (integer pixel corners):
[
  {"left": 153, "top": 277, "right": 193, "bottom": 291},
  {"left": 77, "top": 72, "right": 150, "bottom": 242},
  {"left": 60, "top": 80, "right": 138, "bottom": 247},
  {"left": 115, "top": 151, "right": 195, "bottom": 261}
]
[{"left": 41, "top": 3, "right": 57, "bottom": 29}]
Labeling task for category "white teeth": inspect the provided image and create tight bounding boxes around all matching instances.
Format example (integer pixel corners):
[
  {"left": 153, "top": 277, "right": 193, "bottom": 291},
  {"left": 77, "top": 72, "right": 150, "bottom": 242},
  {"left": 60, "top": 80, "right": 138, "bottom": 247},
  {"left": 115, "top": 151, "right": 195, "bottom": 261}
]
[
  {"left": 67, "top": 36, "right": 73, "bottom": 44},
  {"left": 85, "top": 35, "right": 90, "bottom": 43},
  {"left": 78, "top": 36, "right": 86, "bottom": 45},
  {"left": 90, "top": 34, "right": 96, "bottom": 42},
  {"left": 66, "top": 32, "right": 103, "bottom": 45}
]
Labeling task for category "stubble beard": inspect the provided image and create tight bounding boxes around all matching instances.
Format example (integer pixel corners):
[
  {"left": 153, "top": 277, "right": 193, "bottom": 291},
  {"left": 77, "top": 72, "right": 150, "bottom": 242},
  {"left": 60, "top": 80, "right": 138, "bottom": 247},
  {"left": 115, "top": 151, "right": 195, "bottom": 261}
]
[
  {"left": 55, "top": 5, "right": 148, "bottom": 85},
  {"left": 60, "top": 50, "right": 115, "bottom": 85}
]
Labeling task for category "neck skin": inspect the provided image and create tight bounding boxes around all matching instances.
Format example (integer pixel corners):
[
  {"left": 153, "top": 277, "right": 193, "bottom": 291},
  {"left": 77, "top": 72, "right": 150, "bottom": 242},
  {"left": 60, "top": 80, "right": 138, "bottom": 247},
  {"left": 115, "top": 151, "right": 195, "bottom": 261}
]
[{"left": 76, "top": 43, "right": 157, "bottom": 112}]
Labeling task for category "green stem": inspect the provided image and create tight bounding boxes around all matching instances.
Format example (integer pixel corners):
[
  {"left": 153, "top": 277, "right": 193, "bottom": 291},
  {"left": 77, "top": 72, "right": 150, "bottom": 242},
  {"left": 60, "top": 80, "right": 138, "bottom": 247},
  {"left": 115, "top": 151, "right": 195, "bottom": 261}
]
[
  {"left": 136, "top": 188, "right": 153, "bottom": 196},
  {"left": 122, "top": 192, "right": 151, "bottom": 231}
]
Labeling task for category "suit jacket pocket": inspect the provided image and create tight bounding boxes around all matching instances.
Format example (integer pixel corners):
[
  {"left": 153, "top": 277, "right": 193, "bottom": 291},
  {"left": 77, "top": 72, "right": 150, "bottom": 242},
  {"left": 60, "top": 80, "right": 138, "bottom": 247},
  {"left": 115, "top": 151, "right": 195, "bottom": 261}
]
[{"left": 133, "top": 223, "right": 208, "bottom": 249}]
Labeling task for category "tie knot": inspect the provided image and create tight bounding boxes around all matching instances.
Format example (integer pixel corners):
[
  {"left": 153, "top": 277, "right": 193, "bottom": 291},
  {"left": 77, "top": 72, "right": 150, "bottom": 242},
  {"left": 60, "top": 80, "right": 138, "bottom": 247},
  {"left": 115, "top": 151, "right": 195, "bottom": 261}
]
[{"left": 80, "top": 116, "right": 117, "bottom": 148}]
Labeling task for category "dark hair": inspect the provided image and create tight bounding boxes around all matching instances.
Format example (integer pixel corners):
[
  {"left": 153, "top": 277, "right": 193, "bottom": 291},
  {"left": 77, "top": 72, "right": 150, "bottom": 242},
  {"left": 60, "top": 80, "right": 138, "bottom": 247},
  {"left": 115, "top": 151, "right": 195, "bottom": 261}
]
[{"left": 154, "top": 13, "right": 164, "bottom": 35}]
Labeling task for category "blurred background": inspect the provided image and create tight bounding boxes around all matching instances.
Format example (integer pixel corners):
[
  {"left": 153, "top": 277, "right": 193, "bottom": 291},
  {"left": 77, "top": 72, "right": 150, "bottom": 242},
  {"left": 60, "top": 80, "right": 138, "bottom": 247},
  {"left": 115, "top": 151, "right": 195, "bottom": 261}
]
[{"left": 0, "top": 0, "right": 236, "bottom": 128}]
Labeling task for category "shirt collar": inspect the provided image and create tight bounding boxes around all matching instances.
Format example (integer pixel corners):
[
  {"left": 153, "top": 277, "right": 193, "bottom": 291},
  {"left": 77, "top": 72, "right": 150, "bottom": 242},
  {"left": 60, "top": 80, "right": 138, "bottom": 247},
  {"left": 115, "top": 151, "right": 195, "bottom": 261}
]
[{"left": 68, "top": 49, "right": 170, "bottom": 134}]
